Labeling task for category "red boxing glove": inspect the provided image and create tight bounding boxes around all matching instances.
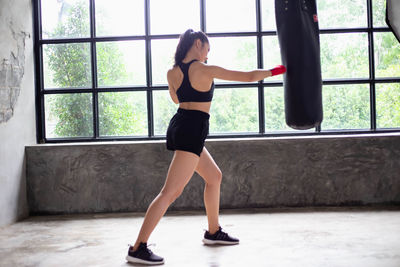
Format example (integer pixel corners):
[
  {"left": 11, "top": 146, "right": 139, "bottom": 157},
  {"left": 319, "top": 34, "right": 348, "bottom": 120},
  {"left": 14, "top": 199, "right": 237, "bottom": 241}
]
[{"left": 270, "top": 65, "right": 286, "bottom": 76}]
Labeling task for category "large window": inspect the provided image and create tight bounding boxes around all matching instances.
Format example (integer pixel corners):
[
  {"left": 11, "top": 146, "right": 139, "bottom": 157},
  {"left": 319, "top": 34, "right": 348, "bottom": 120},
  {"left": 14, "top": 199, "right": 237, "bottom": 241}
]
[{"left": 34, "top": 0, "right": 400, "bottom": 142}]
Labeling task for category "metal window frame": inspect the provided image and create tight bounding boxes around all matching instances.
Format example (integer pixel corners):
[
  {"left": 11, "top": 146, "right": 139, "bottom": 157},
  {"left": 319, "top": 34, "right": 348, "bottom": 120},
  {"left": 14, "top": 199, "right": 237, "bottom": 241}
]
[{"left": 32, "top": 0, "right": 400, "bottom": 144}]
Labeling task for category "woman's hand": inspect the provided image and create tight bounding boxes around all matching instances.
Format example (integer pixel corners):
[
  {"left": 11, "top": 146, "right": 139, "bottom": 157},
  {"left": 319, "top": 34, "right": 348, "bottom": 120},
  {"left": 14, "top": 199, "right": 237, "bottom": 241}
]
[{"left": 270, "top": 65, "right": 286, "bottom": 76}]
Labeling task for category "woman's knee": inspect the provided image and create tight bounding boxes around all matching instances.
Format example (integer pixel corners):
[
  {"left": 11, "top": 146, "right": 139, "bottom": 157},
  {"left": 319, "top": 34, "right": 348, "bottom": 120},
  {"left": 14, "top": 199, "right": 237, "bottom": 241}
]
[
  {"left": 216, "top": 169, "right": 223, "bottom": 184},
  {"left": 207, "top": 169, "right": 222, "bottom": 186},
  {"left": 160, "top": 188, "right": 184, "bottom": 204}
]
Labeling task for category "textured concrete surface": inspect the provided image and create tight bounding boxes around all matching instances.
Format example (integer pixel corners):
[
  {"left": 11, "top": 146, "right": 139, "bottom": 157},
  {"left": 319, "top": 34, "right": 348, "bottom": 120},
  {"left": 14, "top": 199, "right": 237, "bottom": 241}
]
[
  {"left": 0, "top": 207, "right": 399, "bottom": 267},
  {"left": 26, "top": 134, "right": 400, "bottom": 214},
  {"left": 0, "top": 24, "right": 29, "bottom": 123},
  {"left": 0, "top": 0, "right": 35, "bottom": 227}
]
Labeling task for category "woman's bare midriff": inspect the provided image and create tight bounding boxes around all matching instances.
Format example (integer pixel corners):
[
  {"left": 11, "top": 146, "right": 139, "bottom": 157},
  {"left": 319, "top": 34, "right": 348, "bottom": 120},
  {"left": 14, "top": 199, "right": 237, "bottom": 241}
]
[{"left": 179, "top": 101, "right": 211, "bottom": 114}]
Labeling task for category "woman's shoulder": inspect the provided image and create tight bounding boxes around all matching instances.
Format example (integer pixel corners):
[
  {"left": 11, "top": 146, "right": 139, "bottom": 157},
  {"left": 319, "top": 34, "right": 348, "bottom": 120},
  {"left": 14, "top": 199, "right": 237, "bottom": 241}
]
[
  {"left": 168, "top": 62, "right": 210, "bottom": 76},
  {"left": 190, "top": 61, "right": 214, "bottom": 74},
  {"left": 191, "top": 62, "right": 221, "bottom": 77},
  {"left": 167, "top": 66, "right": 180, "bottom": 77},
  {"left": 168, "top": 65, "right": 179, "bottom": 72},
  {"left": 167, "top": 66, "right": 183, "bottom": 85}
]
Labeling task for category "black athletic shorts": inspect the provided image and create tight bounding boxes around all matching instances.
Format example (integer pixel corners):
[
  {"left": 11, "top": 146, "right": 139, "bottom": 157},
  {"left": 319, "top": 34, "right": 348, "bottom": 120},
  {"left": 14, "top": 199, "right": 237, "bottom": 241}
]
[{"left": 166, "top": 108, "right": 210, "bottom": 157}]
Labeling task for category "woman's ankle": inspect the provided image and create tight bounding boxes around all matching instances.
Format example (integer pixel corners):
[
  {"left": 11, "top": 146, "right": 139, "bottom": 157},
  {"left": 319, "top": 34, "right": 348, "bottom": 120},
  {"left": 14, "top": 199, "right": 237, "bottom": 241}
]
[
  {"left": 208, "top": 225, "right": 220, "bottom": 235},
  {"left": 132, "top": 241, "right": 145, "bottom": 251}
]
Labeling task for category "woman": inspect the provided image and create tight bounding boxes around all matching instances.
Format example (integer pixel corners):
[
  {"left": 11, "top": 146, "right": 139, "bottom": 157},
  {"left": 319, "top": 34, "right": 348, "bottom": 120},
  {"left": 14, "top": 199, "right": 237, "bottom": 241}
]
[{"left": 126, "top": 29, "right": 286, "bottom": 265}]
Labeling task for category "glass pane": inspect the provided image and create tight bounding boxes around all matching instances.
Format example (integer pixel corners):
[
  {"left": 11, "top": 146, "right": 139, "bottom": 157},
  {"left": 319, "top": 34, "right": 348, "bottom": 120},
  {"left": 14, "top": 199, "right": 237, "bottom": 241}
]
[
  {"left": 317, "top": 0, "right": 367, "bottom": 29},
  {"left": 43, "top": 43, "right": 91, "bottom": 89},
  {"left": 209, "top": 88, "right": 258, "bottom": 133},
  {"left": 98, "top": 91, "right": 147, "bottom": 136},
  {"left": 320, "top": 33, "right": 369, "bottom": 79},
  {"left": 263, "top": 36, "right": 283, "bottom": 82},
  {"left": 374, "top": 32, "right": 400, "bottom": 78},
  {"left": 322, "top": 84, "right": 370, "bottom": 130},
  {"left": 41, "top": 0, "right": 90, "bottom": 39},
  {"left": 95, "top": 0, "right": 145, "bottom": 36},
  {"left": 265, "top": 87, "right": 296, "bottom": 132},
  {"left": 376, "top": 83, "right": 400, "bottom": 128},
  {"left": 207, "top": 0, "right": 256, "bottom": 33},
  {"left": 373, "top": 0, "right": 387, "bottom": 27},
  {"left": 97, "top": 41, "right": 146, "bottom": 87},
  {"left": 207, "top": 37, "right": 257, "bottom": 83},
  {"left": 153, "top": 90, "right": 178, "bottom": 135},
  {"left": 45, "top": 93, "right": 93, "bottom": 138},
  {"left": 150, "top": 0, "right": 200, "bottom": 35},
  {"left": 261, "top": 0, "right": 276, "bottom": 31},
  {"left": 152, "top": 39, "right": 179, "bottom": 85}
]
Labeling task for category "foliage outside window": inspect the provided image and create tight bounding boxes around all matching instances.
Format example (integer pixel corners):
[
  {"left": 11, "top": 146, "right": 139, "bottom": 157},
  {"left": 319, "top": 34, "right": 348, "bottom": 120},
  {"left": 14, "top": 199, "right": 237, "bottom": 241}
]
[{"left": 37, "top": 0, "right": 400, "bottom": 141}]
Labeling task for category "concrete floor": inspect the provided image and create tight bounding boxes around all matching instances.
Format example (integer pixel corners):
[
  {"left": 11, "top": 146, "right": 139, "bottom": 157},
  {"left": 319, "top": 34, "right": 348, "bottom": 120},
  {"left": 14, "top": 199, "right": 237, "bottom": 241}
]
[{"left": 0, "top": 207, "right": 400, "bottom": 267}]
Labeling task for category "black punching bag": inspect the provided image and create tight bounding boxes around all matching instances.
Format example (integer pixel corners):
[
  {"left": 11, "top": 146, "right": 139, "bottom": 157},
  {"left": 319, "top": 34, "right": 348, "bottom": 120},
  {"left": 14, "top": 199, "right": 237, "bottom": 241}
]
[
  {"left": 386, "top": 0, "right": 400, "bottom": 43},
  {"left": 275, "top": 0, "right": 323, "bottom": 130}
]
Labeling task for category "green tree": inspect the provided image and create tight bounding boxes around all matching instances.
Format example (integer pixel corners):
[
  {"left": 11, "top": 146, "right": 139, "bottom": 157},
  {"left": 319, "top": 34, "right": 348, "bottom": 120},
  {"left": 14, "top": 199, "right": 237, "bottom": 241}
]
[
  {"left": 372, "top": 0, "right": 400, "bottom": 128},
  {"left": 46, "top": 1, "right": 146, "bottom": 137},
  {"left": 317, "top": 0, "right": 400, "bottom": 130},
  {"left": 376, "top": 83, "right": 400, "bottom": 128},
  {"left": 373, "top": 0, "right": 387, "bottom": 27},
  {"left": 46, "top": 1, "right": 93, "bottom": 137},
  {"left": 46, "top": 0, "right": 400, "bottom": 138},
  {"left": 210, "top": 88, "right": 258, "bottom": 133}
]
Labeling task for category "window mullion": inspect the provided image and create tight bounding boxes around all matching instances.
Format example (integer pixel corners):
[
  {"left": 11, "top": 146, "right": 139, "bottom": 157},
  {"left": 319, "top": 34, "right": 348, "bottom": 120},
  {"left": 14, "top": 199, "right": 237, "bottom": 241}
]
[
  {"left": 34, "top": 0, "right": 46, "bottom": 143},
  {"left": 200, "top": 0, "right": 206, "bottom": 32},
  {"left": 367, "top": 0, "right": 377, "bottom": 130},
  {"left": 89, "top": 0, "right": 99, "bottom": 139},
  {"left": 145, "top": 0, "right": 154, "bottom": 137},
  {"left": 256, "top": 0, "right": 265, "bottom": 134}
]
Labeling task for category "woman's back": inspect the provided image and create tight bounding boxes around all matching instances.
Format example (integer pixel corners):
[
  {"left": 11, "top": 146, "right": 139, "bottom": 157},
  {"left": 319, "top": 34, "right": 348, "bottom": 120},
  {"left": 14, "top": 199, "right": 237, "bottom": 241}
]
[{"left": 168, "top": 60, "right": 214, "bottom": 114}]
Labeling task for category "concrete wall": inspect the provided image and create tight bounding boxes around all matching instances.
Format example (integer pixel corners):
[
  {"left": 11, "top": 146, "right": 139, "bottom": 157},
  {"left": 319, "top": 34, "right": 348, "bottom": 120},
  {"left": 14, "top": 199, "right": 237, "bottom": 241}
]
[
  {"left": 26, "top": 134, "right": 400, "bottom": 215},
  {"left": 0, "top": 0, "right": 35, "bottom": 226}
]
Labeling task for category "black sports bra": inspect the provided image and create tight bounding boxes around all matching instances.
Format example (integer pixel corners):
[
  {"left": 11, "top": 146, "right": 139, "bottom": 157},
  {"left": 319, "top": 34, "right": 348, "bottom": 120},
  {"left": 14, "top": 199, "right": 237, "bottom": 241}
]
[{"left": 176, "top": 60, "right": 214, "bottom": 103}]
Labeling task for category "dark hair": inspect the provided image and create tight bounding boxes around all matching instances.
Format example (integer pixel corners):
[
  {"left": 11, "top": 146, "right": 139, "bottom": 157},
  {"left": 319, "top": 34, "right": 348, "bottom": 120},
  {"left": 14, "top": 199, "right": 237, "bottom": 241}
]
[{"left": 174, "top": 29, "right": 209, "bottom": 67}]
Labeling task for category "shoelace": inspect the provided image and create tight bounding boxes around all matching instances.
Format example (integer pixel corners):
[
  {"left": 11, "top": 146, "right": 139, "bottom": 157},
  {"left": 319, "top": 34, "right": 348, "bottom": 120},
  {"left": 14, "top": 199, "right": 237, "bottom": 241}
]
[
  {"left": 127, "top": 243, "right": 156, "bottom": 254},
  {"left": 215, "top": 230, "right": 228, "bottom": 240},
  {"left": 205, "top": 227, "right": 229, "bottom": 239}
]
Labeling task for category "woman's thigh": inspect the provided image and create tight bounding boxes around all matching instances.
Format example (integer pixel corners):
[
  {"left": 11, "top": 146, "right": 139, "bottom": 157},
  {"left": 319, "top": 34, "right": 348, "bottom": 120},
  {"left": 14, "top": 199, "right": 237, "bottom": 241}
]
[
  {"left": 195, "top": 147, "right": 222, "bottom": 184},
  {"left": 161, "top": 150, "right": 200, "bottom": 195}
]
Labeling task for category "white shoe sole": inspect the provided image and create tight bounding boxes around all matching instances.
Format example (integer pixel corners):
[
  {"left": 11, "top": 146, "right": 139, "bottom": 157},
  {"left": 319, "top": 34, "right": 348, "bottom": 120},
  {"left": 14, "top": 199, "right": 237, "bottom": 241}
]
[
  {"left": 126, "top": 255, "right": 164, "bottom": 265},
  {"left": 202, "top": 239, "right": 240, "bottom": 245}
]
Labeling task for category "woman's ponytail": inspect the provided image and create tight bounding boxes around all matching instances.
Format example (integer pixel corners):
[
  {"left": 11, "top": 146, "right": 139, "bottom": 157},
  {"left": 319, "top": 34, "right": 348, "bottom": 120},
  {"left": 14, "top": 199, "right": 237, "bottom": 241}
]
[{"left": 174, "top": 29, "right": 209, "bottom": 67}]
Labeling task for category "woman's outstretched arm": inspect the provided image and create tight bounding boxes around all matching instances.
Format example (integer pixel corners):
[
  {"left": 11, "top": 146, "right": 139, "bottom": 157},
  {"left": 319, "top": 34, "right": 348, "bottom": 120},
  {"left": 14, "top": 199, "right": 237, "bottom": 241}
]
[{"left": 203, "top": 64, "right": 286, "bottom": 82}]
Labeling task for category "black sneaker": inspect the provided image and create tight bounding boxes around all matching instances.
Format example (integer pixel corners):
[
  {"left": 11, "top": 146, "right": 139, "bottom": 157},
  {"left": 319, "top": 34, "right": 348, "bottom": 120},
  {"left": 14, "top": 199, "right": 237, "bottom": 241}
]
[
  {"left": 203, "top": 226, "right": 239, "bottom": 245},
  {"left": 126, "top": 242, "right": 164, "bottom": 265}
]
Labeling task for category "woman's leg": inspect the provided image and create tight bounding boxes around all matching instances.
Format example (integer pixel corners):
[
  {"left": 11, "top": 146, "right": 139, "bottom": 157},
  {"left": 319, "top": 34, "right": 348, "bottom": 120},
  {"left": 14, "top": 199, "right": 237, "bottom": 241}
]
[
  {"left": 133, "top": 150, "right": 200, "bottom": 250},
  {"left": 195, "top": 147, "right": 222, "bottom": 234}
]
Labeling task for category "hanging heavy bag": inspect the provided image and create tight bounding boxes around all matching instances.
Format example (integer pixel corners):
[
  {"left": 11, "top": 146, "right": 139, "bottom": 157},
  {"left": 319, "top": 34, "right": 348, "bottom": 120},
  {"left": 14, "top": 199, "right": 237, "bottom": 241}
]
[
  {"left": 386, "top": 0, "right": 400, "bottom": 43},
  {"left": 274, "top": 0, "right": 323, "bottom": 130}
]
